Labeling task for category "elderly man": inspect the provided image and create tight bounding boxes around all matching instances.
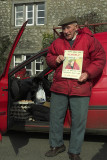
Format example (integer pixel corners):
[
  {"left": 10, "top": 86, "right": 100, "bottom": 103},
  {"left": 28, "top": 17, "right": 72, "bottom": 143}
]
[{"left": 45, "top": 16, "right": 106, "bottom": 160}]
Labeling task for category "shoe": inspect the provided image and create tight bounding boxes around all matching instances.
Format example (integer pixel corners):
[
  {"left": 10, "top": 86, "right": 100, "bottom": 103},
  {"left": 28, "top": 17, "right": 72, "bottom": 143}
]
[
  {"left": 68, "top": 153, "right": 81, "bottom": 160},
  {"left": 45, "top": 144, "right": 66, "bottom": 157}
]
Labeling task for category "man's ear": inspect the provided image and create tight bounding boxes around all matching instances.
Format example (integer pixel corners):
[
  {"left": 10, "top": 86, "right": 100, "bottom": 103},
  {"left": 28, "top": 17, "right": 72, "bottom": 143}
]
[{"left": 75, "top": 24, "right": 79, "bottom": 31}]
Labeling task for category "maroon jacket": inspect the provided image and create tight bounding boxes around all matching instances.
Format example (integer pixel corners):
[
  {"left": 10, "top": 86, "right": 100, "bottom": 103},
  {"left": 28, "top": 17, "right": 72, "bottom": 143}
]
[{"left": 46, "top": 27, "right": 106, "bottom": 96}]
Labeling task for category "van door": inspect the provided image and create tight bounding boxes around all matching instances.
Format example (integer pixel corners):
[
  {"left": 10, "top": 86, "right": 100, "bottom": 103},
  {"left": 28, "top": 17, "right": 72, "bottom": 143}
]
[{"left": 0, "top": 21, "right": 28, "bottom": 140}]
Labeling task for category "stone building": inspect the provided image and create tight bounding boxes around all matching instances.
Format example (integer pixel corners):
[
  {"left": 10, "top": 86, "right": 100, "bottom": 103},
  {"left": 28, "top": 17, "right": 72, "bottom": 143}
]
[{"left": 0, "top": 0, "right": 107, "bottom": 74}]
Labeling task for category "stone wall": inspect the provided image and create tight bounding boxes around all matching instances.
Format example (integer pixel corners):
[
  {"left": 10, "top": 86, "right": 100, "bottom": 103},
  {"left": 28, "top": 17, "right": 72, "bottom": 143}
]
[
  {"left": 0, "top": 0, "right": 11, "bottom": 37},
  {"left": 47, "top": 0, "right": 107, "bottom": 26},
  {"left": 0, "top": 0, "right": 107, "bottom": 55}
]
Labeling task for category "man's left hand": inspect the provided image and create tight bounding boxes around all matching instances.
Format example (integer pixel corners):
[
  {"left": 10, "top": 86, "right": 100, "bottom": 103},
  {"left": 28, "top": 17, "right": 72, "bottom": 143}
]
[{"left": 78, "top": 72, "right": 89, "bottom": 82}]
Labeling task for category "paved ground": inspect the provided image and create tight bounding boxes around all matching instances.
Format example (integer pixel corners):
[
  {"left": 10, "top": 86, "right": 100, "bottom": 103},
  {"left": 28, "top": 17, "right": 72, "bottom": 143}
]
[{"left": 0, "top": 131, "right": 107, "bottom": 160}]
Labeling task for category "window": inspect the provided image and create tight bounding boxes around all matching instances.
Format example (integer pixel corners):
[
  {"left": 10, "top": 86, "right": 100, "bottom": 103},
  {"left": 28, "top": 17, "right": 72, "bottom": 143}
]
[
  {"left": 15, "top": 2, "right": 45, "bottom": 26},
  {"left": 14, "top": 55, "right": 33, "bottom": 76},
  {"left": 26, "top": 55, "right": 33, "bottom": 75},
  {"left": 13, "top": 55, "right": 44, "bottom": 76},
  {"left": 15, "top": 5, "right": 24, "bottom": 26},
  {"left": 35, "top": 57, "right": 44, "bottom": 74},
  {"left": 14, "top": 55, "right": 25, "bottom": 66},
  {"left": 36, "top": 3, "right": 45, "bottom": 25},
  {"left": 26, "top": 5, "right": 34, "bottom": 25}
]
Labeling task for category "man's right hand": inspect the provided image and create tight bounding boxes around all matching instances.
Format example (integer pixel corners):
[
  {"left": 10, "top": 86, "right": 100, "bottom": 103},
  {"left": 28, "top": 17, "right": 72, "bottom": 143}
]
[
  {"left": 56, "top": 55, "right": 64, "bottom": 64},
  {"left": 78, "top": 72, "right": 89, "bottom": 82}
]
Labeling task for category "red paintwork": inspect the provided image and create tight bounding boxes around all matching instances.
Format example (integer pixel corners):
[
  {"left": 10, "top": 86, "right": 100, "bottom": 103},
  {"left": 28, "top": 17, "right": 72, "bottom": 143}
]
[
  {"left": 0, "top": 22, "right": 107, "bottom": 137},
  {"left": 64, "top": 109, "right": 71, "bottom": 127},
  {"left": 63, "top": 32, "right": 107, "bottom": 130},
  {"left": 64, "top": 32, "right": 107, "bottom": 130},
  {"left": 0, "top": 21, "right": 28, "bottom": 135},
  {"left": 87, "top": 110, "right": 107, "bottom": 129},
  {"left": 0, "top": 77, "right": 8, "bottom": 133},
  {"left": 85, "top": 32, "right": 107, "bottom": 129},
  {"left": 89, "top": 32, "right": 107, "bottom": 106}
]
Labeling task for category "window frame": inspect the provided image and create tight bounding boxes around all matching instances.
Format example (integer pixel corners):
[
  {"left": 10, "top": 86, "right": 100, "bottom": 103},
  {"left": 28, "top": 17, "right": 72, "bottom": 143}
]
[
  {"left": 13, "top": 1, "right": 46, "bottom": 27},
  {"left": 26, "top": 4, "right": 34, "bottom": 26},
  {"left": 36, "top": 3, "right": 45, "bottom": 25},
  {"left": 15, "top": 5, "right": 24, "bottom": 27},
  {"left": 13, "top": 55, "right": 25, "bottom": 67},
  {"left": 13, "top": 55, "right": 44, "bottom": 76},
  {"left": 35, "top": 57, "right": 44, "bottom": 74}
]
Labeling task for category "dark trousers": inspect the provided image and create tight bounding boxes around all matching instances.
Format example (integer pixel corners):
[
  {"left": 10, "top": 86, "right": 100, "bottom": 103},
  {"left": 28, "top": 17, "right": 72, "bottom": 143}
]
[{"left": 49, "top": 92, "right": 89, "bottom": 154}]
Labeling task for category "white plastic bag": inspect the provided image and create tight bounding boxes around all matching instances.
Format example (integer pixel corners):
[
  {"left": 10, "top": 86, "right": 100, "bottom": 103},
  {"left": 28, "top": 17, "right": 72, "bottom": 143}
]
[{"left": 36, "top": 84, "right": 46, "bottom": 104}]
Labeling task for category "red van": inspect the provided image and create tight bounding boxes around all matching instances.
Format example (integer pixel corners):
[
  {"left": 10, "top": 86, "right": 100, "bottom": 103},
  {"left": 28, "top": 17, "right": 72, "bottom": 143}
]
[{"left": 0, "top": 21, "right": 107, "bottom": 140}]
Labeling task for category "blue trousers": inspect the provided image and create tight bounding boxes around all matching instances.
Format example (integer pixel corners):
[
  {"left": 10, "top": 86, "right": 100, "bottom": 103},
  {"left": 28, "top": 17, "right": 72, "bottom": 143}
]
[{"left": 49, "top": 92, "right": 90, "bottom": 154}]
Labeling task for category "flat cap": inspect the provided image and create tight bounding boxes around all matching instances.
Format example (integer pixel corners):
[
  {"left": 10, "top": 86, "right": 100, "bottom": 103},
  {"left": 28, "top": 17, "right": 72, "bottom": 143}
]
[{"left": 58, "top": 16, "right": 77, "bottom": 26}]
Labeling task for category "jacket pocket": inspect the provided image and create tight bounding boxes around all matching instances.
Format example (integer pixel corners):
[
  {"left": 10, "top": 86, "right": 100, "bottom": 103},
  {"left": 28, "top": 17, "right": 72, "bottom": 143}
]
[{"left": 72, "top": 81, "right": 92, "bottom": 96}]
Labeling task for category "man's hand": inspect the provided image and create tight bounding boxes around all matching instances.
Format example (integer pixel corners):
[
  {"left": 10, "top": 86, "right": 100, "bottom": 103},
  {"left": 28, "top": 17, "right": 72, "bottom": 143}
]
[
  {"left": 56, "top": 55, "right": 64, "bottom": 64},
  {"left": 78, "top": 72, "right": 89, "bottom": 82}
]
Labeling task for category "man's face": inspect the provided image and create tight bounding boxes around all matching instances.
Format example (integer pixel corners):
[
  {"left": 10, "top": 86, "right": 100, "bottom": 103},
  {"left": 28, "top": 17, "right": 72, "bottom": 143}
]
[{"left": 62, "top": 23, "right": 78, "bottom": 40}]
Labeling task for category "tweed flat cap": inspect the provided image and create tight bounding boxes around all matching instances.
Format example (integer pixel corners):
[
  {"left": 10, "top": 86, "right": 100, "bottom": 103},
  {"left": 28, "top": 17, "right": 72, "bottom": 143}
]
[{"left": 58, "top": 16, "right": 77, "bottom": 26}]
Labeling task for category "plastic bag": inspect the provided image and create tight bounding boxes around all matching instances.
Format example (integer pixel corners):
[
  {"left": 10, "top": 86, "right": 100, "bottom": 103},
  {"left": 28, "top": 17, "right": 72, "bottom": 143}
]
[{"left": 36, "top": 84, "right": 46, "bottom": 104}]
